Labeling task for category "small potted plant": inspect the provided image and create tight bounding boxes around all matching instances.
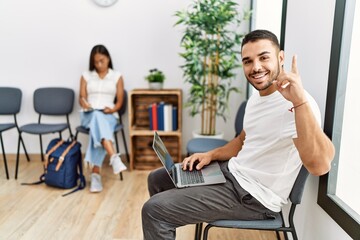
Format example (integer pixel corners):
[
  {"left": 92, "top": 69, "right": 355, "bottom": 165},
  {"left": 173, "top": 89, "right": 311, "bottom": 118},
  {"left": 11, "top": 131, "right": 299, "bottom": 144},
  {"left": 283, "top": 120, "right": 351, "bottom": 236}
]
[{"left": 145, "top": 68, "right": 165, "bottom": 90}]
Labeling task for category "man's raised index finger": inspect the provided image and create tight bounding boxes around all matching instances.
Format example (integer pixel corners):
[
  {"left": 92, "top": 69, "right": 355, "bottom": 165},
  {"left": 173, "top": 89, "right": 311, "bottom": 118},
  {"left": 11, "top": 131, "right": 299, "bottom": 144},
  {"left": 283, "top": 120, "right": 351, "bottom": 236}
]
[{"left": 291, "top": 55, "right": 298, "bottom": 74}]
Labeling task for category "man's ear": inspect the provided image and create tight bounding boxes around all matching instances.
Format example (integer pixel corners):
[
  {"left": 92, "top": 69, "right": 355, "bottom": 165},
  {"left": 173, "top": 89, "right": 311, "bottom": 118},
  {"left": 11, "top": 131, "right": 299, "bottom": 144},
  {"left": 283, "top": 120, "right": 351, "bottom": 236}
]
[{"left": 279, "top": 50, "right": 285, "bottom": 66}]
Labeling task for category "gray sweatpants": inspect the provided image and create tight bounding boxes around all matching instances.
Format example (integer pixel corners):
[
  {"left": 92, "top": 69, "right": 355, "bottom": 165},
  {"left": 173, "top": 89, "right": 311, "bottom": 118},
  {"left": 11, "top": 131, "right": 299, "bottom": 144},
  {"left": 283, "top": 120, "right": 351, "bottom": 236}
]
[{"left": 141, "top": 161, "right": 276, "bottom": 240}]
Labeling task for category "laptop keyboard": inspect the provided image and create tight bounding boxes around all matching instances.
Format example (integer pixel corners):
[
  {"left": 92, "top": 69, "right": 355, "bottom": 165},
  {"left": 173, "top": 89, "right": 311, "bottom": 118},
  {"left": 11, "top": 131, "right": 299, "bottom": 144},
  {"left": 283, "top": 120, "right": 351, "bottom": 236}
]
[{"left": 179, "top": 169, "right": 205, "bottom": 185}]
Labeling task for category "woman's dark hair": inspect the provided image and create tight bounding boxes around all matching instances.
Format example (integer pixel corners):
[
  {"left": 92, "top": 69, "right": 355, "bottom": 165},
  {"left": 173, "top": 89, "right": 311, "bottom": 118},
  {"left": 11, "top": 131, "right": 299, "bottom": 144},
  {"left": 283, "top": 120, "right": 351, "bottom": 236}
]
[
  {"left": 89, "top": 44, "right": 113, "bottom": 71},
  {"left": 241, "top": 29, "right": 280, "bottom": 50}
]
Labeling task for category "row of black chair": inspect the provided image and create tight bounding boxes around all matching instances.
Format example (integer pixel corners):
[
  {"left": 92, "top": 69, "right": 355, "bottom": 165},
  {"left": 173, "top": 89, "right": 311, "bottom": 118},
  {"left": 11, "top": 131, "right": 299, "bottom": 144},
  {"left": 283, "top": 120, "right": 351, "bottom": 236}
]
[{"left": 0, "top": 87, "right": 129, "bottom": 180}]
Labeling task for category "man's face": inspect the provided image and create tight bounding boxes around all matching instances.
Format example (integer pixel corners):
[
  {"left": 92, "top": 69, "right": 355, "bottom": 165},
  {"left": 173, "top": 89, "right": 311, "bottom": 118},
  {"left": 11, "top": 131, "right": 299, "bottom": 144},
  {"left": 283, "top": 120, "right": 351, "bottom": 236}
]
[{"left": 241, "top": 39, "right": 284, "bottom": 96}]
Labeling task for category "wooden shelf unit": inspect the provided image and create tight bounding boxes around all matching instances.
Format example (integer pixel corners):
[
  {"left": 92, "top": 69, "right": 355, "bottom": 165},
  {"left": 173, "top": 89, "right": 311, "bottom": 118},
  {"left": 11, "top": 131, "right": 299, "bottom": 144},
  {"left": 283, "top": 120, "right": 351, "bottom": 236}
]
[{"left": 128, "top": 89, "right": 182, "bottom": 170}]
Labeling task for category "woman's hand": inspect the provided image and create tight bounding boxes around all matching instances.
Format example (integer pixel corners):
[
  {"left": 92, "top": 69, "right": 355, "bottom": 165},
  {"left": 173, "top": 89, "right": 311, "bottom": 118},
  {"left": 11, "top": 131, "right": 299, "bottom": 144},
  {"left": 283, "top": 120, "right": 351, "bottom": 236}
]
[
  {"left": 103, "top": 107, "right": 114, "bottom": 114},
  {"left": 80, "top": 97, "right": 92, "bottom": 110}
]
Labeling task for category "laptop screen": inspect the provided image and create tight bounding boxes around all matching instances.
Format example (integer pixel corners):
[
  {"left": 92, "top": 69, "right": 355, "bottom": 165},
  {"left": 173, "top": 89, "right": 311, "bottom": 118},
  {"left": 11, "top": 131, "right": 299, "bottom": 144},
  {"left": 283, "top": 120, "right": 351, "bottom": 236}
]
[{"left": 152, "top": 132, "right": 175, "bottom": 172}]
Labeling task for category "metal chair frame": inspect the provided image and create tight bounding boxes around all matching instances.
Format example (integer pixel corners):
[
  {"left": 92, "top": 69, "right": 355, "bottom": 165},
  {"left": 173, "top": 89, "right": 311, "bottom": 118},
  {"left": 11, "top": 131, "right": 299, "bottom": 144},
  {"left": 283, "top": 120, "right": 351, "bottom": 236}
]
[
  {"left": 15, "top": 87, "right": 74, "bottom": 179},
  {"left": 195, "top": 166, "right": 310, "bottom": 240},
  {"left": 0, "top": 87, "right": 29, "bottom": 179}
]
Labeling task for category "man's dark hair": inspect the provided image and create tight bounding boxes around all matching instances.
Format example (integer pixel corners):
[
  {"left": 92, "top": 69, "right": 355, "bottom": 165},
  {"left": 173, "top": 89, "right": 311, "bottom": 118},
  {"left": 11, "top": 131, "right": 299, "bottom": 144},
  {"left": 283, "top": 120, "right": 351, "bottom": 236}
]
[{"left": 241, "top": 29, "right": 280, "bottom": 50}]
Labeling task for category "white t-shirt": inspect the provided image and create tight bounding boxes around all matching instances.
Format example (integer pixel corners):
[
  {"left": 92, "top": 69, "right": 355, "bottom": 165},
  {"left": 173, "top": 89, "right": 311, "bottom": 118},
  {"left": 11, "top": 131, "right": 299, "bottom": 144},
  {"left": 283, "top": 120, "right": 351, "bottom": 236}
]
[
  {"left": 82, "top": 69, "right": 121, "bottom": 110},
  {"left": 228, "top": 90, "right": 321, "bottom": 212}
]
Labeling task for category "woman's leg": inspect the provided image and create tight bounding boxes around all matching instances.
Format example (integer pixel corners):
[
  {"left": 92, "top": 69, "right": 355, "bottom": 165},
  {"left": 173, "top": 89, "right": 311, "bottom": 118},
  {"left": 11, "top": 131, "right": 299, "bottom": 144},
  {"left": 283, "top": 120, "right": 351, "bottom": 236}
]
[{"left": 81, "top": 111, "right": 117, "bottom": 168}]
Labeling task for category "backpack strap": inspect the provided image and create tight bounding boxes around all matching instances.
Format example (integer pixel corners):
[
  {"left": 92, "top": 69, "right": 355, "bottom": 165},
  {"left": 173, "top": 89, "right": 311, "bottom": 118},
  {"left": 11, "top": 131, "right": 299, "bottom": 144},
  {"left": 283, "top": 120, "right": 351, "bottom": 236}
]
[
  {"left": 55, "top": 141, "right": 77, "bottom": 171},
  {"left": 44, "top": 139, "right": 64, "bottom": 169},
  {"left": 21, "top": 174, "right": 45, "bottom": 186},
  {"left": 62, "top": 142, "right": 86, "bottom": 197}
]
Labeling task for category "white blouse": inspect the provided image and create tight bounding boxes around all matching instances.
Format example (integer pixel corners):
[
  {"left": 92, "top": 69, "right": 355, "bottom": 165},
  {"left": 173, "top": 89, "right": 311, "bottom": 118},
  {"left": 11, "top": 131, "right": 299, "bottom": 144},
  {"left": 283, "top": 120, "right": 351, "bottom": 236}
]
[{"left": 82, "top": 69, "right": 121, "bottom": 110}]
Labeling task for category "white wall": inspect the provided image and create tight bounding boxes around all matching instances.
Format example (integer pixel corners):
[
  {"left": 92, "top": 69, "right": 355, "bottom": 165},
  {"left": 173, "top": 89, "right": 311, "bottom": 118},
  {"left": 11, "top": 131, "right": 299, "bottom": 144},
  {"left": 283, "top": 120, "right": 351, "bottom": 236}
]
[
  {"left": 285, "top": 0, "right": 352, "bottom": 239},
  {"left": 0, "top": 0, "right": 251, "bottom": 155},
  {"left": 0, "top": 1, "right": 353, "bottom": 239}
]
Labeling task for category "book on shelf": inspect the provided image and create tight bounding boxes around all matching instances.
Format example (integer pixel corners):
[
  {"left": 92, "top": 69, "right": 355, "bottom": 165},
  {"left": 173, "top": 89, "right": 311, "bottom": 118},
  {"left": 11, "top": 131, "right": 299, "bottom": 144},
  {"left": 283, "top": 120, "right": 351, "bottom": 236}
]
[
  {"left": 164, "top": 104, "right": 173, "bottom": 131},
  {"left": 148, "top": 103, "right": 158, "bottom": 130},
  {"left": 148, "top": 102, "right": 178, "bottom": 131},
  {"left": 152, "top": 103, "right": 158, "bottom": 130},
  {"left": 148, "top": 105, "right": 153, "bottom": 130},
  {"left": 172, "top": 106, "right": 178, "bottom": 131},
  {"left": 157, "top": 101, "right": 165, "bottom": 131}
]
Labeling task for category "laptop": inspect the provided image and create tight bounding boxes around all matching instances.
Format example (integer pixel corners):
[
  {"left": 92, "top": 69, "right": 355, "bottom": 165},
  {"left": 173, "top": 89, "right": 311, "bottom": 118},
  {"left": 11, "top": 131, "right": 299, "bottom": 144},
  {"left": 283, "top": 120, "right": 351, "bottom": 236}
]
[{"left": 152, "top": 131, "right": 226, "bottom": 188}]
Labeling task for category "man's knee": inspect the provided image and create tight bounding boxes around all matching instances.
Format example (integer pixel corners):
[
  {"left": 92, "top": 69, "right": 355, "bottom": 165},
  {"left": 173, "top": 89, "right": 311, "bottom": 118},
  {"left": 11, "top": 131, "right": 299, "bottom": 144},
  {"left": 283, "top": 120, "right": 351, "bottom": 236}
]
[
  {"left": 147, "top": 169, "right": 162, "bottom": 196},
  {"left": 142, "top": 197, "right": 160, "bottom": 221}
]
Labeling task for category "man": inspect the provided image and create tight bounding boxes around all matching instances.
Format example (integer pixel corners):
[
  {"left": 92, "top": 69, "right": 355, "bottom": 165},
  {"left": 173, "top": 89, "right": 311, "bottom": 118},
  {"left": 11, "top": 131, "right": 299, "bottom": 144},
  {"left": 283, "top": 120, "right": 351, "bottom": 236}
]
[{"left": 141, "top": 29, "right": 335, "bottom": 239}]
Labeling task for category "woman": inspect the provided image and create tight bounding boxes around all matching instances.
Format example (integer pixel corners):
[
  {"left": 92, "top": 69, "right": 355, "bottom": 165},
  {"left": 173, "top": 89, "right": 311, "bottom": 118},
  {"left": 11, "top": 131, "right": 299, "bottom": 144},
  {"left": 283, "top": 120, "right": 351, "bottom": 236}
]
[{"left": 79, "top": 44, "right": 127, "bottom": 193}]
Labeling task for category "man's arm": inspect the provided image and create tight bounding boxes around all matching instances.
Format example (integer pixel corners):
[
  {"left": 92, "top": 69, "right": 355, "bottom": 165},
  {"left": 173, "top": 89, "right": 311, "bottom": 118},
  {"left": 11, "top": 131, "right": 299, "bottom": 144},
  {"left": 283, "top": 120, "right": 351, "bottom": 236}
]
[
  {"left": 275, "top": 55, "right": 335, "bottom": 176},
  {"left": 183, "top": 130, "right": 245, "bottom": 171},
  {"left": 292, "top": 104, "right": 335, "bottom": 176}
]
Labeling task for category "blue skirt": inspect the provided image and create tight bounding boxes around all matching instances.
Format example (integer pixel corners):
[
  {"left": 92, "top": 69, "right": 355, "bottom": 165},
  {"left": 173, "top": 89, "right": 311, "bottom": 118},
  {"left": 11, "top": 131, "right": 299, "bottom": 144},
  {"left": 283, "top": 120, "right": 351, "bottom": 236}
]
[{"left": 80, "top": 110, "right": 117, "bottom": 167}]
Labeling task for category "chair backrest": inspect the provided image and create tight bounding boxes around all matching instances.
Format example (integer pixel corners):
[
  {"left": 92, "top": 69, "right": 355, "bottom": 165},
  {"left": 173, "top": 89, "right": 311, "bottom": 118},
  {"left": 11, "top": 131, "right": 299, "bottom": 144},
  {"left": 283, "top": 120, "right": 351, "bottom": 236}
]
[
  {"left": 234, "top": 100, "right": 247, "bottom": 136},
  {"left": 289, "top": 165, "right": 309, "bottom": 204},
  {"left": 34, "top": 87, "right": 74, "bottom": 115},
  {"left": 0, "top": 87, "right": 22, "bottom": 115},
  {"left": 117, "top": 90, "right": 128, "bottom": 117}
]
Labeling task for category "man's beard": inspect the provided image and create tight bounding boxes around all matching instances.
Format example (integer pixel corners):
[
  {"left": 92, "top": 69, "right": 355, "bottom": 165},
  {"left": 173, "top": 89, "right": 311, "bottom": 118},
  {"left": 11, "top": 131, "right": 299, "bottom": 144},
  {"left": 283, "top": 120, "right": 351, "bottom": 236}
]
[{"left": 247, "top": 64, "right": 281, "bottom": 91}]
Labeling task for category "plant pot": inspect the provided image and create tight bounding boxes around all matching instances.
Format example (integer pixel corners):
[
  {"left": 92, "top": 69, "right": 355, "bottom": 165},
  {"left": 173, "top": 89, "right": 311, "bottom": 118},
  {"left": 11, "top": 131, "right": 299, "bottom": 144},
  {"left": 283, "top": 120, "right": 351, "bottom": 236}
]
[
  {"left": 192, "top": 130, "right": 224, "bottom": 139},
  {"left": 149, "top": 82, "right": 163, "bottom": 90}
]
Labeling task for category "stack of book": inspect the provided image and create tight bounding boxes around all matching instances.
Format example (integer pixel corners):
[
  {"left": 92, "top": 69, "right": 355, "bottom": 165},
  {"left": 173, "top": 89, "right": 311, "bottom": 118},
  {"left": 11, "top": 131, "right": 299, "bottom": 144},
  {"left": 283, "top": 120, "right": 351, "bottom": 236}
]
[{"left": 148, "top": 101, "right": 178, "bottom": 131}]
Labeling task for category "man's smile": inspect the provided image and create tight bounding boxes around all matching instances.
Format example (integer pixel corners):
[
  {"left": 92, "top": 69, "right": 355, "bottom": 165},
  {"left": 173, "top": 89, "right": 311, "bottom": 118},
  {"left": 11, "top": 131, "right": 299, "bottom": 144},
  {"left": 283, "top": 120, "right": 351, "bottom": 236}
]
[{"left": 251, "top": 71, "right": 269, "bottom": 82}]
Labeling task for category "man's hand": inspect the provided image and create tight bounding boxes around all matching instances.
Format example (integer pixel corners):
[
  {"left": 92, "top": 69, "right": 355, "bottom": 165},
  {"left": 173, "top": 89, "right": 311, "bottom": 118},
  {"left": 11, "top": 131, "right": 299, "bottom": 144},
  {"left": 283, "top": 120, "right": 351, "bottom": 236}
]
[
  {"left": 182, "top": 152, "right": 212, "bottom": 171},
  {"left": 273, "top": 55, "right": 307, "bottom": 106}
]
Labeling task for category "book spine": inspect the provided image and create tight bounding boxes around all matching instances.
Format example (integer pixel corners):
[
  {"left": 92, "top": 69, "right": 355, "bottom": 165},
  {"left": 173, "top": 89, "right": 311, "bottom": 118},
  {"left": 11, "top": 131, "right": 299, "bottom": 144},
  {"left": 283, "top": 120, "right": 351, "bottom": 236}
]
[
  {"left": 157, "top": 101, "right": 165, "bottom": 131},
  {"left": 172, "top": 106, "right": 178, "bottom": 131},
  {"left": 152, "top": 103, "right": 158, "bottom": 130},
  {"left": 148, "top": 105, "right": 153, "bottom": 130},
  {"left": 164, "top": 104, "right": 173, "bottom": 131}
]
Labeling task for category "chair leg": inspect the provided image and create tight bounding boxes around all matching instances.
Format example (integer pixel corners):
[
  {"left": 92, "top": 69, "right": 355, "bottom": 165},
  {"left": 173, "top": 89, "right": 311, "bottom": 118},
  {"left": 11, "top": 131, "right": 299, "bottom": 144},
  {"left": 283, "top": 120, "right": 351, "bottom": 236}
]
[
  {"left": 194, "top": 223, "right": 203, "bottom": 240},
  {"left": 15, "top": 135, "right": 22, "bottom": 179},
  {"left": 202, "top": 224, "right": 213, "bottom": 240},
  {"left": 114, "top": 133, "right": 120, "bottom": 153},
  {"left": 121, "top": 128, "right": 130, "bottom": 163},
  {"left": 113, "top": 133, "right": 124, "bottom": 181},
  {"left": 284, "top": 231, "right": 289, "bottom": 240},
  {"left": 39, "top": 135, "right": 44, "bottom": 162},
  {"left": 290, "top": 229, "right": 297, "bottom": 240},
  {"left": 0, "top": 134, "right": 10, "bottom": 179},
  {"left": 275, "top": 231, "right": 281, "bottom": 240},
  {"left": 74, "top": 130, "right": 79, "bottom": 140},
  {"left": 20, "top": 137, "right": 30, "bottom": 162}
]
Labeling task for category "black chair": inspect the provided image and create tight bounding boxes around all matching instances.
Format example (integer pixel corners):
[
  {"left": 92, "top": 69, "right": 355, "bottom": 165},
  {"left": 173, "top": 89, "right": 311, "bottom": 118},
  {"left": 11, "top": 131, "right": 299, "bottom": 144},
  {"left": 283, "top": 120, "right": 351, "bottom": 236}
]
[
  {"left": 195, "top": 165, "right": 310, "bottom": 240},
  {"left": 15, "top": 87, "right": 74, "bottom": 179},
  {"left": 0, "top": 87, "right": 29, "bottom": 179},
  {"left": 74, "top": 90, "right": 129, "bottom": 181},
  {"left": 186, "top": 100, "right": 247, "bottom": 156}
]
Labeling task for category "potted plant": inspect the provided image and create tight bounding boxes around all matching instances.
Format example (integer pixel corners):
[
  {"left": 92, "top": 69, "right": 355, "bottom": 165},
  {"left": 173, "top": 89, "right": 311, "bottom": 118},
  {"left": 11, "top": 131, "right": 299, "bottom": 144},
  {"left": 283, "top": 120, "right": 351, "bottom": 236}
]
[
  {"left": 145, "top": 68, "right": 165, "bottom": 90},
  {"left": 175, "top": 0, "right": 250, "bottom": 136}
]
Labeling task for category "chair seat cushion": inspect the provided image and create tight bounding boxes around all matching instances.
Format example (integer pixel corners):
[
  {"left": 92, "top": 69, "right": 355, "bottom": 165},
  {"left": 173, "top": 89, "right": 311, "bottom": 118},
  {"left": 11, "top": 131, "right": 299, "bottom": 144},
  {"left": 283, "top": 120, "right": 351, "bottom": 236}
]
[
  {"left": 20, "top": 123, "right": 69, "bottom": 134},
  {"left": 76, "top": 123, "right": 123, "bottom": 135},
  {"left": 209, "top": 212, "right": 282, "bottom": 230},
  {"left": 187, "top": 138, "right": 228, "bottom": 154},
  {"left": 0, "top": 123, "right": 16, "bottom": 132},
  {"left": 76, "top": 126, "right": 90, "bottom": 134},
  {"left": 114, "top": 124, "right": 124, "bottom": 132}
]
